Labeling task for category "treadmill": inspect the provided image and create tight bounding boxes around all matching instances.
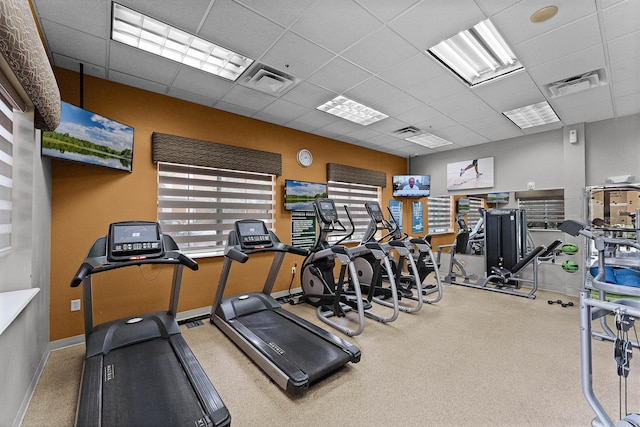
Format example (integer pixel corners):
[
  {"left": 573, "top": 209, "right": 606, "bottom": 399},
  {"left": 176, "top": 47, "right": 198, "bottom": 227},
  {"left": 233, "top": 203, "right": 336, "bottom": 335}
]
[
  {"left": 210, "top": 219, "right": 361, "bottom": 395},
  {"left": 71, "top": 221, "right": 230, "bottom": 427}
]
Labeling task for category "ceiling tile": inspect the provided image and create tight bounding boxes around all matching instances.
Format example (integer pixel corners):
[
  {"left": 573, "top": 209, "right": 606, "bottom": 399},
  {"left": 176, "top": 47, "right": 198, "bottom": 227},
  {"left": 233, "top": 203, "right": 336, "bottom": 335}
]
[
  {"left": 341, "top": 27, "right": 419, "bottom": 75},
  {"left": 389, "top": 0, "right": 486, "bottom": 50},
  {"left": 513, "top": 14, "right": 602, "bottom": 68},
  {"left": 199, "top": 0, "right": 285, "bottom": 59},
  {"left": 345, "top": 77, "right": 401, "bottom": 106},
  {"left": 408, "top": 73, "right": 468, "bottom": 103},
  {"left": 366, "top": 116, "right": 410, "bottom": 134},
  {"left": 261, "top": 31, "right": 334, "bottom": 79},
  {"left": 52, "top": 54, "right": 106, "bottom": 79},
  {"left": 491, "top": 0, "right": 596, "bottom": 47},
  {"left": 378, "top": 53, "right": 445, "bottom": 90},
  {"left": 235, "top": 0, "right": 316, "bottom": 27},
  {"left": 42, "top": 20, "right": 107, "bottom": 68},
  {"left": 166, "top": 87, "right": 214, "bottom": 108},
  {"left": 373, "top": 92, "right": 422, "bottom": 116},
  {"left": 607, "top": 31, "right": 640, "bottom": 65},
  {"left": 171, "top": 66, "right": 234, "bottom": 99},
  {"left": 602, "top": 0, "right": 640, "bottom": 40},
  {"left": 108, "top": 70, "right": 168, "bottom": 95},
  {"left": 292, "top": 109, "right": 340, "bottom": 130},
  {"left": 257, "top": 99, "right": 308, "bottom": 123},
  {"left": 215, "top": 101, "right": 264, "bottom": 118},
  {"left": 396, "top": 104, "right": 442, "bottom": 125},
  {"left": 33, "top": 0, "right": 108, "bottom": 38},
  {"left": 610, "top": 56, "right": 640, "bottom": 84},
  {"left": 307, "top": 57, "right": 372, "bottom": 93},
  {"left": 220, "top": 85, "right": 277, "bottom": 111},
  {"left": 526, "top": 44, "right": 606, "bottom": 87},
  {"left": 356, "top": 0, "right": 420, "bottom": 21},
  {"left": 281, "top": 82, "right": 337, "bottom": 109},
  {"left": 473, "top": 0, "right": 520, "bottom": 17},
  {"left": 291, "top": 0, "right": 382, "bottom": 53},
  {"left": 549, "top": 86, "right": 614, "bottom": 125},
  {"left": 317, "top": 118, "right": 364, "bottom": 135},
  {"left": 614, "top": 92, "right": 640, "bottom": 117},
  {"left": 344, "top": 126, "right": 383, "bottom": 141}
]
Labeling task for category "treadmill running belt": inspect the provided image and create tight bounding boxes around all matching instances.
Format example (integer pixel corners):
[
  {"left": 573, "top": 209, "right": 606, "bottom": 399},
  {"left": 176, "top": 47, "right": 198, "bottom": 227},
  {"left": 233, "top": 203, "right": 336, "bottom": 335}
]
[
  {"left": 237, "top": 310, "right": 350, "bottom": 381},
  {"left": 102, "top": 338, "right": 206, "bottom": 427}
]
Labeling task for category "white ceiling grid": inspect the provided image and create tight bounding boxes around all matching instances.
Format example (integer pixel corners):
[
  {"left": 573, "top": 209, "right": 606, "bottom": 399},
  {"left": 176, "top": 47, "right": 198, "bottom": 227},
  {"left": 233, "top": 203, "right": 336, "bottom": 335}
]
[{"left": 32, "top": 0, "right": 640, "bottom": 158}]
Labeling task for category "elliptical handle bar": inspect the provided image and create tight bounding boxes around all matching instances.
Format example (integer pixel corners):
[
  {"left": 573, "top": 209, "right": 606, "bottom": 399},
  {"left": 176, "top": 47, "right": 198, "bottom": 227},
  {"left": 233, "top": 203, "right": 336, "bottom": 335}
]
[{"left": 334, "top": 205, "right": 356, "bottom": 246}]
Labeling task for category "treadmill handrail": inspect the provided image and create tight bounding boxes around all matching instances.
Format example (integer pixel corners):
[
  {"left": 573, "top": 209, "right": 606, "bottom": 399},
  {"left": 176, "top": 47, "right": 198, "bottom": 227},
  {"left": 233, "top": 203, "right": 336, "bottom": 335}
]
[
  {"left": 226, "top": 241, "right": 310, "bottom": 258},
  {"left": 71, "top": 247, "right": 198, "bottom": 287}
]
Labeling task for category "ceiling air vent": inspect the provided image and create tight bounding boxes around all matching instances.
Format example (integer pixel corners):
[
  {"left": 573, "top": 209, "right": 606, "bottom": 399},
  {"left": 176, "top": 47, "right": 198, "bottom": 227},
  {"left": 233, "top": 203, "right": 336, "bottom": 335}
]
[
  {"left": 393, "top": 126, "right": 421, "bottom": 136},
  {"left": 239, "top": 63, "right": 298, "bottom": 95},
  {"left": 544, "top": 69, "right": 607, "bottom": 98}
]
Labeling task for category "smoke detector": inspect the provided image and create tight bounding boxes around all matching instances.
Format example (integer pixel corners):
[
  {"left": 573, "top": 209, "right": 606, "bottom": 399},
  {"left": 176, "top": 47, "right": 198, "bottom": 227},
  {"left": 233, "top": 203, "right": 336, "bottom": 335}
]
[{"left": 544, "top": 69, "right": 607, "bottom": 98}]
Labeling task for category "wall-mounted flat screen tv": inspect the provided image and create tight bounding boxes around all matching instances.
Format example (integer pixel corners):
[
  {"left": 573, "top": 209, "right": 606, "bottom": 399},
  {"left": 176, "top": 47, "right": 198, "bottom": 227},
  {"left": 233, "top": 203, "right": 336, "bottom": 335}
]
[
  {"left": 284, "top": 179, "right": 327, "bottom": 211},
  {"left": 41, "top": 101, "right": 134, "bottom": 172},
  {"left": 392, "top": 175, "right": 430, "bottom": 197}
]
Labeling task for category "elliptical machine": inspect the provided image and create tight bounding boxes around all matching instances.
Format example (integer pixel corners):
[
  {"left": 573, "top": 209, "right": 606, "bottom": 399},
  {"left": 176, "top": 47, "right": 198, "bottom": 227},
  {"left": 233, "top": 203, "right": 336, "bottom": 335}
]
[
  {"left": 359, "top": 201, "right": 443, "bottom": 307},
  {"left": 300, "top": 198, "right": 399, "bottom": 336}
]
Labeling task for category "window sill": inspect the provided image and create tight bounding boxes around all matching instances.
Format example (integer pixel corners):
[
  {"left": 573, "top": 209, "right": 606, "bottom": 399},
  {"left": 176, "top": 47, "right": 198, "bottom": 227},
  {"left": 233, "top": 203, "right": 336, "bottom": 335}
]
[{"left": 0, "top": 288, "right": 40, "bottom": 335}]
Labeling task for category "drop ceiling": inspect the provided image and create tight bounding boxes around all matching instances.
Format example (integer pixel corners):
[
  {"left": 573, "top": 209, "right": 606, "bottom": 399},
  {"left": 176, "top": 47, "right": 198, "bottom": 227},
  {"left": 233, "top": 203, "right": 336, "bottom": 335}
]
[{"left": 32, "top": 0, "right": 640, "bottom": 158}]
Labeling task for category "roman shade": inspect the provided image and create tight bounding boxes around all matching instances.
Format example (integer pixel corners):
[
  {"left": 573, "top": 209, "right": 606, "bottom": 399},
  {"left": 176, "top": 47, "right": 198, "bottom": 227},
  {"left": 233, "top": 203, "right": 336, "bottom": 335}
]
[
  {"left": 151, "top": 132, "right": 282, "bottom": 176},
  {"left": 326, "top": 163, "right": 386, "bottom": 188},
  {"left": 0, "top": 0, "right": 60, "bottom": 131}
]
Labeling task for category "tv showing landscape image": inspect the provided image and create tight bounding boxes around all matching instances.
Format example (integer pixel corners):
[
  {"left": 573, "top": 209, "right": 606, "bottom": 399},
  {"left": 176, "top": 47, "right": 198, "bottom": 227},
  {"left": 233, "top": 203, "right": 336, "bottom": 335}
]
[
  {"left": 284, "top": 179, "right": 327, "bottom": 211},
  {"left": 42, "top": 101, "right": 134, "bottom": 172}
]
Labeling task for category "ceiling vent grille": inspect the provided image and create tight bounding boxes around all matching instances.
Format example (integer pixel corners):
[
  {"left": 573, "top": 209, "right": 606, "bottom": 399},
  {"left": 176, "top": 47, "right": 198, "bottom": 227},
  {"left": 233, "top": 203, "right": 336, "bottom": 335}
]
[
  {"left": 393, "top": 126, "right": 421, "bottom": 136},
  {"left": 239, "top": 63, "right": 298, "bottom": 95},
  {"left": 544, "top": 69, "right": 607, "bottom": 98}
]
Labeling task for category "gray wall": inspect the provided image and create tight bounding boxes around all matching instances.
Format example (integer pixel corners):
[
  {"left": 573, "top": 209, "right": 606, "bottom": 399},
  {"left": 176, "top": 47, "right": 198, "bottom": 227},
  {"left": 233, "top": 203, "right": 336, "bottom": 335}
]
[
  {"left": 0, "top": 110, "right": 51, "bottom": 427},
  {"left": 409, "top": 113, "right": 640, "bottom": 295}
]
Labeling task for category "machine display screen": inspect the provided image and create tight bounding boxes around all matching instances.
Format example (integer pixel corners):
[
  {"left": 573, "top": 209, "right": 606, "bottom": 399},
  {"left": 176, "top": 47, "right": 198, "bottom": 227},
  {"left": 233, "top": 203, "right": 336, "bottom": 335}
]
[
  {"left": 365, "top": 202, "right": 384, "bottom": 222},
  {"left": 315, "top": 199, "right": 338, "bottom": 223},
  {"left": 235, "top": 220, "right": 272, "bottom": 249},
  {"left": 108, "top": 221, "right": 164, "bottom": 261}
]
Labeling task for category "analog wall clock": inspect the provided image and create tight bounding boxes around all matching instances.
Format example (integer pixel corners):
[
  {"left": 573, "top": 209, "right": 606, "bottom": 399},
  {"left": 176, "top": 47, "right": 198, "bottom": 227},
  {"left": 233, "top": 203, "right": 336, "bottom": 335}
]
[{"left": 296, "top": 148, "right": 313, "bottom": 167}]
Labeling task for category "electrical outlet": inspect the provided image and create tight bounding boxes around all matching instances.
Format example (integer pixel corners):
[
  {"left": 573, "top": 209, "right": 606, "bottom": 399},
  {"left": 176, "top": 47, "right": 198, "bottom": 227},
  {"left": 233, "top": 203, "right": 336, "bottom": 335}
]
[
  {"left": 527, "top": 181, "right": 535, "bottom": 190},
  {"left": 71, "top": 299, "right": 81, "bottom": 312}
]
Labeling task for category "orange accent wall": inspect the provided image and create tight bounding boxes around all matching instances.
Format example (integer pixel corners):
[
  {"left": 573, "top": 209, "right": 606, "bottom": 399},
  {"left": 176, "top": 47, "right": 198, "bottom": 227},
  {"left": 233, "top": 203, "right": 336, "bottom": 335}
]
[{"left": 50, "top": 68, "right": 407, "bottom": 340}]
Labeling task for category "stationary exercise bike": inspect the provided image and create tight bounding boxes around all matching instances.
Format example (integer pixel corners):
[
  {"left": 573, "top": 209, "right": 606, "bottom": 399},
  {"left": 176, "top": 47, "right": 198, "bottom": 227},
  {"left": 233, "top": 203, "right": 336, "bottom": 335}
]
[{"left": 300, "top": 199, "right": 399, "bottom": 336}]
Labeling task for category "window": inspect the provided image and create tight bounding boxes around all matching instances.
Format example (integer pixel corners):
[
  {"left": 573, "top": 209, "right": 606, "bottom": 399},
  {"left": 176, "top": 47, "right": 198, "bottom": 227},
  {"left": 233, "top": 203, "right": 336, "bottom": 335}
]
[
  {"left": 157, "top": 162, "right": 275, "bottom": 257},
  {"left": 427, "top": 196, "right": 454, "bottom": 234},
  {"left": 0, "top": 94, "right": 13, "bottom": 255},
  {"left": 467, "top": 197, "right": 485, "bottom": 228},
  {"left": 517, "top": 189, "right": 565, "bottom": 230},
  {"left": 327, "top": 181, "right": 381, "bottom": 243}
]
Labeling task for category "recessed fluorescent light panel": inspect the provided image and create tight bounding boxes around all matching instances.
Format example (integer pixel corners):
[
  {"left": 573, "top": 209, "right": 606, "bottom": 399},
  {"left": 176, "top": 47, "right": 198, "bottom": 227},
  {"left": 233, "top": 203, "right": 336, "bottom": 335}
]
[
  {"left": 503, "top": 101, "right": 560, "bottom": 129},
  {"left": 428, "top": 19, "right": 523, "bottom": 86},
  {"left": 111, "top": 3, "right": 253, "bottom": 81},
  {"left": 405, "top": 133, "right": 453, "bottom": 148},
  {"left": 316, "top": 96, "right": 388, "bottom": 126}
]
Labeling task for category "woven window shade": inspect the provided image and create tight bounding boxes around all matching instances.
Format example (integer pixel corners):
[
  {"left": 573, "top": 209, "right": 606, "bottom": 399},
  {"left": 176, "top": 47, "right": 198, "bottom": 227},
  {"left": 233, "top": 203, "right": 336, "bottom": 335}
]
[
  {"left": 0, "top": 0, "right": 61, "bottom": 131},
  {"left": 152, "top": 132, "right": 282, "bottom": 176},
  {"left": 326, "top": 163, "right": 386, "bottom": 188}
]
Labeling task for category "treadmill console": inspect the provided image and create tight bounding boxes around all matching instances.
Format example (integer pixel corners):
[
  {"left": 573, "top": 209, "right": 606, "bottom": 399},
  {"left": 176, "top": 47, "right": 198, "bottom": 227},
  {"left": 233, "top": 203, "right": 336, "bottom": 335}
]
[
  {"left": 108, "top": 221, "right": 164, "bottom": 262},
  {"left": 315, "top": 199, "right": 339, "bottom": 224},
  {"left": 235, "top": 220, "right": 273, "bottom": 250},
  {"left": 365, "top": 201, "right": 384, "bottom": 223}
]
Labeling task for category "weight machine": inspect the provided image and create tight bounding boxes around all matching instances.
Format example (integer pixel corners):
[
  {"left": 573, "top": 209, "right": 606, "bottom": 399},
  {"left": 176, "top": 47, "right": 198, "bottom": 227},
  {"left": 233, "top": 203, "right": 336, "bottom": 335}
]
[
  {"left": 560, "top": 219, "right": 640, "bottom": 427},
  {"left": 440, "top": 208, "right": 559, "bottom": 299}
]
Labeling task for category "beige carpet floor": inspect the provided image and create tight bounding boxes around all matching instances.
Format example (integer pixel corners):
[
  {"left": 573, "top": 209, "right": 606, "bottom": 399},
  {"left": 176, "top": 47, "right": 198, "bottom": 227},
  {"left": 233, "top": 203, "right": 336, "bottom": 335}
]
[{"left": 21, "top": 285, "right": 640, "bottom": 426}]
